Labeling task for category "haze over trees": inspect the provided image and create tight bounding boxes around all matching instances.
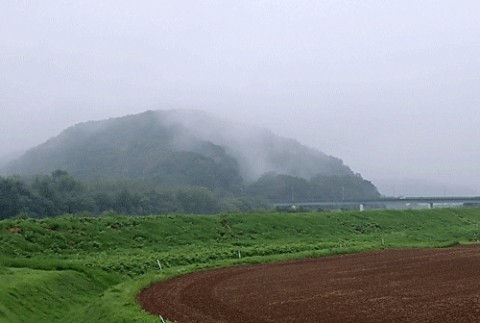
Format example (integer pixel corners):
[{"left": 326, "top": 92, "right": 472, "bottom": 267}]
[{"left": 0, "top": 110, "right": 379, "bottom": 218}]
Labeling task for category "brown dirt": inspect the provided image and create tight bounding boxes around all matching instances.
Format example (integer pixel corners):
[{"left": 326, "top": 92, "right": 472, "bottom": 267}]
[
  {"left": 7, "top": 227, "right": 22, "bottom": 233},
  {"left": 138, "top": 245, "right": 480, "bottom": 322}
]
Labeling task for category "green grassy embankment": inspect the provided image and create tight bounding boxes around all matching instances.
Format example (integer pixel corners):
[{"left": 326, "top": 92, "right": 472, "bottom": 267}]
[{"left": 1, "top": 208, "right": 480, "bottom": 322}]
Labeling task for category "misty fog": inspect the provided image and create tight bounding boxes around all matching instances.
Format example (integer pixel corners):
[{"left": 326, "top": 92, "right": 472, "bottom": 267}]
[{"left": 1, "top": 1, "right": 479, "bottom": 196}]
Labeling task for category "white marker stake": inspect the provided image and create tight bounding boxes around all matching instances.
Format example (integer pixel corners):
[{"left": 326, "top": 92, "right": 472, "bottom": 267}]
[
  {"left": 159, "top": 315, "right": 166, "bottom": 323},
  {"left": 157, "top": 259, "right": 162, "bottom": 270},
  {"left": 238, "top": 250, "right": 241, "bottom": 259}
]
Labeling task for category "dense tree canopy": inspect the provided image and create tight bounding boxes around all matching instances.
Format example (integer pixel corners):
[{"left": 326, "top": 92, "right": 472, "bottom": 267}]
[
  {"left": 0, "top": 176, "right": 32, "bottom": 219},
  {"left": 0, "top": 110, "right": 381, "bottom": 218},
  {"left": 0, "top": 171, "right": 262, "bottom": 218},
  {"left": 3, "top": 110, "right": 356, "bottom": 185},
  {"left": 0, "top": 168, "right": 380, "bottom": 219},
  {"left": 246, "top": 172, "right": 379, "bottom": 202}
]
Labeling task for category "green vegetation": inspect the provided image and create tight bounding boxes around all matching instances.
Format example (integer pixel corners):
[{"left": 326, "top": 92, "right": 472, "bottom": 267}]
[
  {"left": 2, "top": 110, "right": 355, "bottom": 183},
  {"left": 1, "top": 208, "right": 479, "bottom": 322},
  {"left": 0, "top": 171, "right": 268, "bottom": 219},
  {"left": 1, "top": 110, "right": 380, "bottom": 216},
  {"left": 0, "top": 168, "right": 379, "bottom": 219},
  {"left": 248, "top": 172, "right": 379, "bottom": 201}
]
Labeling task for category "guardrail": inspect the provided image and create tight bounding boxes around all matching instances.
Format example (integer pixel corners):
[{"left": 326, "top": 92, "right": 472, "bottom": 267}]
[{"left": 273, "top": 197, "right": 480, "bottom": 210}]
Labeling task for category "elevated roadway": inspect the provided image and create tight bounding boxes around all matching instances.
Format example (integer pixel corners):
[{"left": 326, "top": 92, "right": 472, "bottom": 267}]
[{"left": 274, "top": 196, "right": 480, "bottom": 210}]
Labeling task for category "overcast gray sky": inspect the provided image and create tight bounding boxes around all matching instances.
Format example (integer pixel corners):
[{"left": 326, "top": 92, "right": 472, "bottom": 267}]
[{"left": 1, "top": 0, "right": 479, "bottom": 195}]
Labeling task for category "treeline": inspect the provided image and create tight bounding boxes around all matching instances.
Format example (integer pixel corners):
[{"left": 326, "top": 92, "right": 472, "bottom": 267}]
[
  {"left": 0, "top": 170, "right": 266, "bottom": 219},
  {"left": 0, "top": 170, "right": 380, "bottom": 219},
  {"left": 246, "top": 172, "right": 380, "bottom": 202}
]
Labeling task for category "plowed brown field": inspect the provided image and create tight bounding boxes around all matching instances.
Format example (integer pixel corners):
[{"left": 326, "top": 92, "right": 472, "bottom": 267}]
[{"left": 138, "top": 245, "right": 480, "bottom": 322}]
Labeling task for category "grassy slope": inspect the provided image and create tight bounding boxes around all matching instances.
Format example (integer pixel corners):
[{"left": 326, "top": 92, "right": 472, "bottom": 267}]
[
  {"left": 0, "top": 268, "right": 112, "bottom": 323},
  {"left": 0, "top": 208, "right": 480, "bottom": 322}
]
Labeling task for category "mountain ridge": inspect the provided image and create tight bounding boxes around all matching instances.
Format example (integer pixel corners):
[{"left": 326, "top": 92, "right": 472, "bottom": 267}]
[{"left": 3, "top": 109, "right": 379, "bottom": 200}]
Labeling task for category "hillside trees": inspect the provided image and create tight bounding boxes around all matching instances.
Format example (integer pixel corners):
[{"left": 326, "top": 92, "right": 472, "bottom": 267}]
[
  {"left": 177, "top": 187, "right": 219, "bottom": 214},
  {"left": 0, "top": 171, "right": 253, "bottom": 218},
  {"left": 0, "top": 176, "right": 32, "bottom": 219},
  {"left": 2, "top": 110, "right": 358, "bottom": 184},
  {"left": 0, "top": 168, "right": 380, "bottom": 219},
  {"left": 245, "top": 173, "right": 380, "bottom": 202},
  {"left": 30, "top": 170, "right": 95, "bottom": 215},
  {"left": 0, "top": 110, "right": 382, "bottom": 216}
]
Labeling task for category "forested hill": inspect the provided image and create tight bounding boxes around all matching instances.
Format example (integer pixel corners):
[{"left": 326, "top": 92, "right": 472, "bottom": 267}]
[{"left": 2, "top": 110, "right": 379, "bottom": 201}]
